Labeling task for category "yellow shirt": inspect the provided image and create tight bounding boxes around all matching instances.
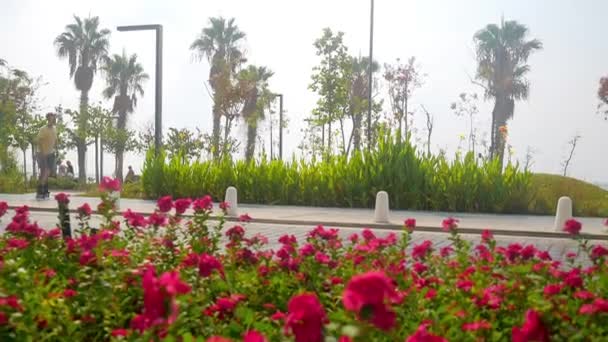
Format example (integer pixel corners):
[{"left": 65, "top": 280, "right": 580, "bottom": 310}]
[{"left": 37, "top": 126, "right": 57, "bottom": 155}]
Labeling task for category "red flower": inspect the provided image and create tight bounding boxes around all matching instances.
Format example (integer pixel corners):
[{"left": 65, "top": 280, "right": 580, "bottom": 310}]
[
  {"left": 111, "top": 329, "right": 130, "bottom": 337},
  {"left": 511, "top": 310, "right": 550, "bottom": 342},
  {"left": 543, "top": 284, "right": 562, "bottom": 297},
  {"left": 100, "top": 176, "right": 121, "bottom": 192},
  {"left": 7, "top": 238, "right": 29, "bottom": 250},
  {"left": 239, "top": 213, "right": 252, "bottom": 222},
  {"left": 193, "top": 195, "right": 213, "bottom": 212},
  {"left": 77, "top": 203, "right": 92, "bottom": 217},
  {"left": 404, "top": 218, "right": 416, "bottom": 232},
  {"left": 456, "top": 280, "right": 474, "bottom": 292},
  {"left": 441, "top": 217, "right": 459, "bottom": 232},
  {"left": 226, "top": 225, "right": 245, "bottom": 240},
  {"left": 339, "top": 337, "right": 352, "bottom": 342},
  {"left": 412, "top": 240, "right": 433, "bottom": 259},
  {"left": 563, "top": 269, "right": 583, "bottom": 288},
  {"left": 285, "top": 293, "right": 326, "bottom": 342},
  {"left": 362, "top": 229, "right": 376, "bottom": 241},
  {"left": 343, "top": 271, "right": 397, "bottom": 331},
  {"left": 439, "top": 246, "right": 453, "bottom": 257},
  {"left": 157, "top": 196, "right": 173, "bottom": 213},
  {"left": 219, "top": 201, "right": 230, "bottom": 211},
  {"left": 243, "top": 330, "right": 268, "bottom": 342},
  {"left": 79, "top": 250, "right": 96, "bottom": 266},
  {"left": 54, "top": 192, "right": 70, "bottom": 205},
  {"left": 0, "top": 312, "right": 7, "bottom": 325},
  {"left": 123, "top": 209, "right": 147, "bottom": 228},
  {"left": 462, "top": 320, "right": 491, "bottom": 331},
  {"left": 563, "top": 219, "right": 582, "bottom": 235},
  {"left": 174, "top": 198, "right": 192, "bottom": 215},
  {"left": 271, "top": 310, "right": 286, "bottom": 321},
  {"left": 63, "top": 289, "right": 77, "bottom": 298},
  {"left": 158, "top": 271, "right": 191, "bottom": 296},
  {"left": 198, "top": 253, "right": 224, "bottom": 278},
  {"left": 406, "top": 323, "right": 447, "bottom": 342},
  {"left": 148, "top": 212, "right": 167, "bottom": 227},
  {"left": 0, "top": 201, "right": 8, "bottom": 217},
  {"left": 590, "top": 245, "right": 608, "bottom": 259},
  {"left": 481, "top": 229, "right": 493, "bottom": 243},
  {"left": 206, "top": 337, "right": 231, "bottom": 342}
]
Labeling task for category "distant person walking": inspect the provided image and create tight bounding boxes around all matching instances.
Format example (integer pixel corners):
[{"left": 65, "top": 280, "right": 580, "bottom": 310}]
[
  {"left": 125, "top": 165, "right": 135, "bottom": 183},
  {"left": 66, "top": 160, "right": 74, "bottom": 178},
  {"left": 36, "top": 113, "right": 57, "bottom": 199},
  {"left": 57, "top": 161, "right": 67, "bottom": 177}
]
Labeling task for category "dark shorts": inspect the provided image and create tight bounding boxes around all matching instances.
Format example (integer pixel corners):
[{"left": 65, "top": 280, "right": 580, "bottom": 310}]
[{"left": 38, "top": 153, "right": 56, "bottom": 171}]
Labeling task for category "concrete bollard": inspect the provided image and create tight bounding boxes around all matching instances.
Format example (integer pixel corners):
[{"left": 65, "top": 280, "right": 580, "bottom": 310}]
[
  {"left": 374, "top": 191, "right": 390, "bottom": 223},
  {"left": 224, "top": 186, "right": 238, "bottom": 217},
  {"left": 553, "top": 196, "right": 572, "bottom": 232}
]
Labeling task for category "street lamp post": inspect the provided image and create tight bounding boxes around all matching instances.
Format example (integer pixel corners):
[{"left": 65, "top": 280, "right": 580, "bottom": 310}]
[
  {"left": 367, "top": 0, "right": 375, "bottom": 149},
  {"left": 116, "top": 24, "right": 163, "bottom": 155},
  {"left": 277, "top": 94, "right": 284, "bottom": 160}
]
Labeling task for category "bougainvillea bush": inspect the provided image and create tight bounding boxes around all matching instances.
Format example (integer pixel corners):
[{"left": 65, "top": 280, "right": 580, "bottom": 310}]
[{"left": 1, "top": 183, "right": 608, "bottom": 341}]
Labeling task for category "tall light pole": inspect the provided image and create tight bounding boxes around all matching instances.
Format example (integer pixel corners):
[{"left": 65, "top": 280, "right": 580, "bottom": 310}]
[
  {"left": 367, "top": 0, "right": 375, "bottom": 149},
  {"left": 277, "top": 94, "right": 284, "bottom": 160},
  {"left": 116, "top": 24, "right": 163, "bottom": 155}
]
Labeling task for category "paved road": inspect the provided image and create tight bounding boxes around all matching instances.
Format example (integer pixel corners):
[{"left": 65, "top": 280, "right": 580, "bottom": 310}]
[
  {"left": 1, "top": 210, "right": 600, "bottom": 264},
  {"left": 1, "top": 193, "right": 607, "bottom": 236}
]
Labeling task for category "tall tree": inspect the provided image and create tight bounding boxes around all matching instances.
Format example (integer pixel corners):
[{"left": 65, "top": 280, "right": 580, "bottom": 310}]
[
  {"left": 598, "top": 76, "right": 608, "bottom": 120},
  {"left": 191, "top": 17, "right": 246, "bottom": 159},
  {"left": 309, "top": 28, "right": 350, "bottom": 155},
  {"left": 383, "top": 57, "right": 424, "bottom": 142},
  {"left": 54, "top": 15, "right": 110, "bottom": 182},
  {"left": 102, "top": 52, "right": 149, "bottom": 181},
  {"left": 473, "top": 18, "right": 542, "bottom": 169},
  {"left": 165, "top": 127, "right": 205, "bottom": 160},
  {"left": 240, "top": 65, "right": 274, "bottom": 161},
  {"left": 346, "top": 56, "right": 379, "bottom": 154}
]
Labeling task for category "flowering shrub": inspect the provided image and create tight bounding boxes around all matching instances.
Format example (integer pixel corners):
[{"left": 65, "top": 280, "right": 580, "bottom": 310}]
[{"left": 0, "top": 191, "right": 608, "bottom": 341}]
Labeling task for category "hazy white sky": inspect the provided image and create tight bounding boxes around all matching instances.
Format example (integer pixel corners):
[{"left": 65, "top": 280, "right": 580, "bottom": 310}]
[{"left": 2, "top": 0, "right": 607, "bottom": 183}]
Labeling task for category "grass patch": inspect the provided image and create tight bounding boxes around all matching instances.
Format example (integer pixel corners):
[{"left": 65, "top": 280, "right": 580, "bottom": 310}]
[{"left": 529, "top": 173, "right": 608, "bottom": 217}]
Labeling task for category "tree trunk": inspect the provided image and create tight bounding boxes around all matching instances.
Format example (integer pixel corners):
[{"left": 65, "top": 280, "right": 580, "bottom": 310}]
[
  {"left": 115, "top": 109, "right": 128, "bottom": 182},
  {"left": 327, "top": 121, "right": 332, "bottom": 153},
  {"left": 77, "top": 89, "right": 89, "bottom": 183},
  {"left": 245, "top": 124, "right": 257, "bottom": 162},
  {"left": 339, "top": 117, "right": 346, "bottom": 155},
  {"left": 22, "top": 149, "right": 27, "bottom": 186},
  {"left": 491, "top": 94, "right": 511, "bottom": 170},
  {"left": 352, "top": 113, "right": 362, "bottom": 152},
  {"left": 211, "top": 102, "right": 222, "bottom": 160},
  {"left": 30, "top": 144, "right": 37, "bottom": 179},
  {"left": 94, "top": 134, "right": 99, "bottom": 184}
]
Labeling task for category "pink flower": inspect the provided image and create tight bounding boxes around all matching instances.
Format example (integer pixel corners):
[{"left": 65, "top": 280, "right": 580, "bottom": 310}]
[
  {"left": 219, "top": 201, "right": 230, "bottom": 211},
  {"left": 462, "top": 320, "right": 491, "bottom": 331},
  {"left": 123, "top": 209, "right": 147, "bottom": 228},
  {"left": 148, "top": 212, "right": 167, "bottom": 226},
  {"left": 193, "top": 195, "right": 213, "bottom": 212},
  {"left": 79, "top": 250, "right": 96, "bottom": 266},
  {"left": 226, "top": 225, "right": 245, "bottom": 240},
  {"left": 511, "top": 310, "right": 550, "bottom": 342},
  {"left": 100, "top": 176, "right": 121, "bottom": 192},
  {"left": 77, "top": 203, "right": 92, "bottom": 217},
  {"left": 299, "top": 243, "right": 315, "bottom": 257},
  {"left": 198, "top": 253, "right": 224, "bottom": 278},
  {"left": 343, "top": 271, "right": 397, "bottom": 331},
  {"left": 441, "top": 217, "right": 459, "bottom": 232},
  {"left": 239, "top": 213, "right": 252, "bottom": 222},
  {"left": 0, "top": 201, "right": 8, "bottom": 217},
  {"left": 54, "top": 192, "right": 70, "bottom": 205},
  {"left": 285, "top": 293, "right": 326, "bottom": 342},
  {"left": 362, "top": 229, "right": 376, "bottom": 241},
  {"left": 412, "top": 240, "right": 433, "bottom": 259},
  {"left": 174, "top": 198, "right": 192, "bottom": 215},
  {"left": 406, "top": 323, "right": 447, "bottom": 342},
  {"left": 7, "top": 238, "right": 29, "bottom": 250},
  {"left": 206, "top": 337, "right": 231, "bottom": 342},
  {"left": 63, "top": 289, "right": 77, "bottom": 298},
  {"left": 439, "top": 246, "right": 453, "bottom": 257},
  {"left": 481, "top": 229, "right": 493, "bottom": 243},
  {"left": 563, "top": 219, "right": 582, "bottom": 235},
  {"left": 243, "top": 330, "right": 268, "bottom": 342},
  {"left": 157, "top": 196, "right": 173, "bottom": 213},
  {"left": 158, "top": 271, "right": 191, "bottom": 296},
  {"left": 404, "top": 218, "right": 416, "bottom": 232}
]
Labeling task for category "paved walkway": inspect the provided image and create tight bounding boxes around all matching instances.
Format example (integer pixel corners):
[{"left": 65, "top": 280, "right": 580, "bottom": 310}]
[{"left": 1, "top": 192, "right": 607, "bottom": 239}]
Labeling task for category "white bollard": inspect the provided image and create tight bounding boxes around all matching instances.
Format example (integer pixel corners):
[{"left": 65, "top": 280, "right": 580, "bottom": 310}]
[
  {"left": 224, "top": 186, "right": 238, "bottom": 217},
  {"left": 553, "top": 196, "right": 572, "bottom": 232},
  {"left": 374, "top": 191, "right": 390, "bottom": 223}
]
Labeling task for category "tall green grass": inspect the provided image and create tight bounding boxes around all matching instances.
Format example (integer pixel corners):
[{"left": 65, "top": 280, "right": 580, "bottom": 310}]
[{"left": 142, "top": 134, "right": 533, "bottom": 214}]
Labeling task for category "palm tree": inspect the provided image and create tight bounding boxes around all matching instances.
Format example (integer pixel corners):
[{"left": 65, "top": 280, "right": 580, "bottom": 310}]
[
  {"left": 473, "top": 18, "right": 542, "bottom": 168},
  {"left": 190, "top": 17, "right": 246, "bottom": 159},
  {"left": 240, "top": 66, "right": 274, "bottom": 161},
  {"left": 54, "top": 15, "right": 110, "bottom": 182},
  {"left": 102, "top": 52, "right": 149, "bottom": 181},
  {"left": 348, "top": 56, "right": 378, "bottom": 153}
]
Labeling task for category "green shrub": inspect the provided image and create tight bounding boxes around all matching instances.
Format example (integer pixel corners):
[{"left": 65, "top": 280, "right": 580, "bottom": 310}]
[
  {"left": 142, "top": 134, "right": 534, "bottom": 214},
  {"left": 47, "top": 176, "right": 79, "bottom": 190}
]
